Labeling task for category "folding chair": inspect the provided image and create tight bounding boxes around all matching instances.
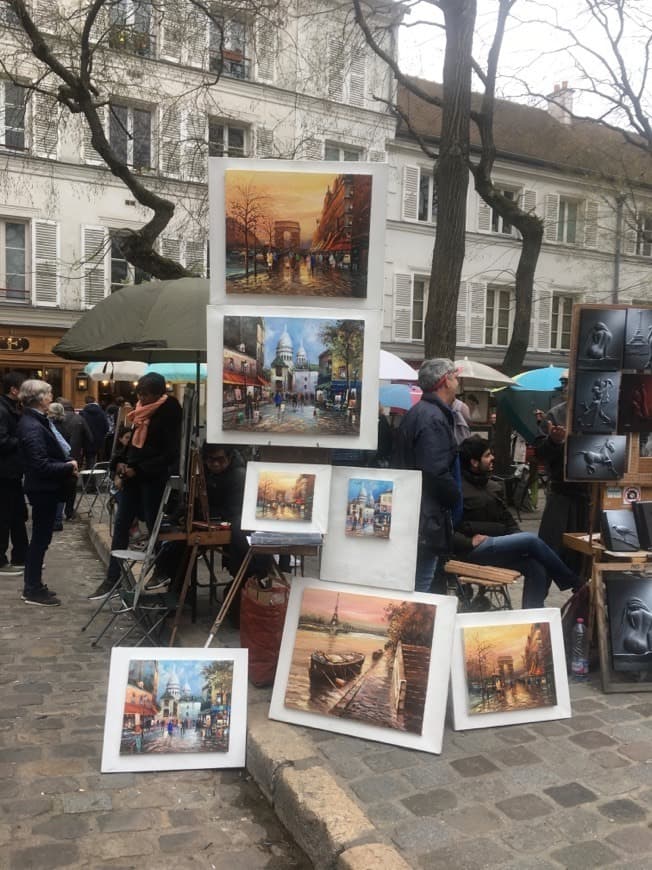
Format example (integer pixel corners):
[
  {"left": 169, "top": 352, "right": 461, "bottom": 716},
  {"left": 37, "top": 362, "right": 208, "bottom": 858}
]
[
  {"left": 83, "top": 476, "right": 182, "bottom": 647},
  {"left": 75, "top": 462, "right": 110, "bottom": 517}
]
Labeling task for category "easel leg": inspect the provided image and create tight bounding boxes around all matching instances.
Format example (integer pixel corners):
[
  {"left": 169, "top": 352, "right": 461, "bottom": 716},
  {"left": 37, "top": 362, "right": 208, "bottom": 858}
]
[
  {"left": 169, "top": 544, "right": 199, "bottom": 647},
  {"left": 204, "top": 550, "right": 254, "bottom": 648}
]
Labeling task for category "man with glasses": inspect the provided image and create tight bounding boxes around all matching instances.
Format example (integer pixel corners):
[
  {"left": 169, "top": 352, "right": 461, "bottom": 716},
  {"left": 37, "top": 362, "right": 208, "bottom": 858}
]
[{"left": 393, "top": 358, "right": 463, "bottom": 593}]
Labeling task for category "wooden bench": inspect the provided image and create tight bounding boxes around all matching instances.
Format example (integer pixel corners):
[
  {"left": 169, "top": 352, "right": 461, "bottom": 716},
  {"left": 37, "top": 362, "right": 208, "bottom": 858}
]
[{"left": 443, "top": 560, "right": 521, "bottom": 610}]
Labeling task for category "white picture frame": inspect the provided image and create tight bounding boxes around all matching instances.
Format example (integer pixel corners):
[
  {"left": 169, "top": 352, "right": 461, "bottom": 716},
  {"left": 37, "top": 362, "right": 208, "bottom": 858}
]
[
  {"left": 450, "top": 609, "right": 571, "bottom": 731},
  {"left": 241, "top": 461, "right": 332, "bottom": 534},
  {"left": 206, "top": 304, "right": 381, "bottom": 449},
  {"left": 320, "top": 466, "right": 421, "bottom": 590},
  {"left": 101, "top": 647, "right": 248, "bottom": 773},
  {"left": 209, "top": 157, "right": 387, "bottom": 311},
  {"left": 269, "top": 578, "right": 457, "bottom": 754}
]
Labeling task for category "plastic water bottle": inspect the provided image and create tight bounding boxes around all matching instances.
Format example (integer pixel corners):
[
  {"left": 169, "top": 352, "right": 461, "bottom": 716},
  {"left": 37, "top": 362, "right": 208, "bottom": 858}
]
[{"left": 571, "top": 617, "right": 589, "bottom": 679}]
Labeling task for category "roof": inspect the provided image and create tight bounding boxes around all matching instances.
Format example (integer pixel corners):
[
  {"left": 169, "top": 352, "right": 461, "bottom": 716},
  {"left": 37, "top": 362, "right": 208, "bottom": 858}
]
[{"left": 397, "top": 78, "right": 652, "bottom": 189}]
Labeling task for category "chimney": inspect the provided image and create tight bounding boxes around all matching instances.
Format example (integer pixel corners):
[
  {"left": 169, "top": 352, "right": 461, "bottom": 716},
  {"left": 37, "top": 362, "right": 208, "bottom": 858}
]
[{"left": 547, "top": 81, "right": 574, "bottom": 125}]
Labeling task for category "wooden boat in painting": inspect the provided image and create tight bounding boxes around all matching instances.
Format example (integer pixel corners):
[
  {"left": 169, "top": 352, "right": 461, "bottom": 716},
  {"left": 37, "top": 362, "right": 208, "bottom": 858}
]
[{"left": 309, "top": 650, "right": 365, "bottom": 685}]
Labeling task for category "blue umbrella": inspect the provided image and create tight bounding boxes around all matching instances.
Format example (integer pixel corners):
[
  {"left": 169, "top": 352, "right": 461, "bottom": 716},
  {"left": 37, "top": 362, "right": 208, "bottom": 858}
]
[
  {"left": 145, "top": 362, "right": 207, "bottom": 382},
  {"left": 513, "top": 365, "right": 567, "bottom": 391},
  {"left": 379, "top": 383, "right": 422, "bottom": 411}
]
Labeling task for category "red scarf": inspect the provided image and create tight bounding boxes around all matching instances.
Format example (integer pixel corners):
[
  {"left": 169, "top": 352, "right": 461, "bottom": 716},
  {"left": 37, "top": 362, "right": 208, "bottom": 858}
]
[{"left": 127, "top": 395, "right": 168, "bottom": 448}]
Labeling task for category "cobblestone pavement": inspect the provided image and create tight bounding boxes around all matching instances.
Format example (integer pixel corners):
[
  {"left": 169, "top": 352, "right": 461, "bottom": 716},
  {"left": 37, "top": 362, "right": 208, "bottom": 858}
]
[
  {"left": 0, "top": 520, "right": 309, "bottom": 870},
  {"left": 227, "top": 263, "right": 366, "bottom": 298}
]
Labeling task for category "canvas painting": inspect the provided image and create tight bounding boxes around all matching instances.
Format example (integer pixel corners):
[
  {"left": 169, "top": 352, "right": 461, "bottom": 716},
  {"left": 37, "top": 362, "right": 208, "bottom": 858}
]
[
  {"left": 450, "top": 610, "right": 571, "bottom": 730},
  {"left": 573, "top": 371, "right": 620, "bottom": 434},
  {"left": 640, "top": 432, "right": 652, "bottom": 458},
  {"left": 206, "top": 305, "right": 381, "bottom": 449},
  {"left": 624, "top": 308, "right": 652, "bottom": 370},
  {"left": 601, "top": 509, "right": 640, "bottom": 552},
  {"left": 604, "top": 572, "right": 652, "bottom": 672},
  {"left": 345, "top": 477, "right": 393, "bottom": 539},
  {"left": 618, "top": 373, "right": 652, "bottom": 433},
  {"left": 565, "top": 435, "right": 627, "bottom": 480},
  {"left": 320, "top": 466, "right": 422, "bottom": 590},
  {"left": 576, "top": 307, "right": 625, "bottom": 370},
  {"left": 241, "top": 461, "right": 332, "bottom": 534},
  {"left": 270, "top": 578, "right": 457, "bottom": 753},
  {"left": 101, "top": 648, "right": 248, "bottom": 772}
]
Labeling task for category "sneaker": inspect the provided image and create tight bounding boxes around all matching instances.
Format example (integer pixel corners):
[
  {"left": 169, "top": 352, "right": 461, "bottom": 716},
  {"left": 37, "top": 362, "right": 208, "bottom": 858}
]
[
  {"left": 53, "top": 523, "right": 64, "bottom": 532},
  {"left": 87, "top": 581, "right": 116, "bottom": 601},
  {"left": 21, "top": 585, "right": 57, "bottom": 601},
  {"left": 0, "top": 563, "right": 24, "bottom": 576},
  {"left": 23, "top": 590, "right": 61, "bottom": 606},
  {"left": 145, "top": 573, "right": 171, "bottom": 591}
]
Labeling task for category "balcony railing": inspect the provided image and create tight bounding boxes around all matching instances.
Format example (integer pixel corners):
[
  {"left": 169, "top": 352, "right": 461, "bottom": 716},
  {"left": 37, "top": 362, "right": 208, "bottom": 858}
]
[
  {"left": 0, "top": 287, "right": 29, "bottom": 303},
  {"left": 209, "top": 51, "right": 251, "bottom": 80},
  {"left": 108, "top": 26, "right": 157, "bottom": 58}
]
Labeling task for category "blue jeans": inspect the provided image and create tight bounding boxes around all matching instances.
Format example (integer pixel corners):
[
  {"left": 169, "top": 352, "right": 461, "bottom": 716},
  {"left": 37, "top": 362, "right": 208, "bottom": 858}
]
[
  {"left": 414, "top": 546, "right": 438, "bottom": 593},
  {"left": 24, "top": 491, "right": 60, "bottom": 595},
  {"left": 106, "top": 475, "right": 167, "bottom": 583},
  {"left": 466, "top": 532, "right": 577, "bottom": 608}
]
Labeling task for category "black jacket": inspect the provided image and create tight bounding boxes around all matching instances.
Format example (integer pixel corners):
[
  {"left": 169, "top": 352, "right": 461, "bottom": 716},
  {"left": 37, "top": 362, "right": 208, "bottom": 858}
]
[
  {"left": 125, "top": 396, "right": 183, "bottom": 480},
  {"left": 535, "top": 400, "right": 589, "bottom": 497},
  {"left": 393, "top": 393, "right": 460, "bottom": 553},
  {"left": 205, "top": 450, "right": 246, "bottom": 529},
  {"left": 453, "top": 467, "right": 520, "bottom": 554},
  {"left": 59, "top": 410, "right": 93, "bottom": 464},
  {"left": 0, "top": 394, "right": 23, "bottom": 479},
  {"left": 80, "top": 402, "right": 109, "bottom": 451},
  {"left": 17, "top": 408, "right": 74, "bottom": 494}
]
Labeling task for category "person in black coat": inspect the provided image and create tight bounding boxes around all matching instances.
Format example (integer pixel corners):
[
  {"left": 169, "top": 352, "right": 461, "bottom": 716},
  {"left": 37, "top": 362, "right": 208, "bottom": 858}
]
[
  {"left": 90, "top": 373, "right": 182, "bottom": 599},
  {"left": 58, "top": 399, "right": 93, "bottom": 520},
  {"left": 17, "top": 380, "right": 78, "bottom": 606},
  {"left": 0, "top": 371, "right": 28, "bottom": 575},
  {"left": 80, "top": 396, "right": 109, "bottom": 467}
]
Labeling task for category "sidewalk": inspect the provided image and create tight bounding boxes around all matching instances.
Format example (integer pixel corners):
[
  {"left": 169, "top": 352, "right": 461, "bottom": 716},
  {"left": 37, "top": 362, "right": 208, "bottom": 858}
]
[{"left": 3, "top": 507, "right": 652, "bottom": 869}]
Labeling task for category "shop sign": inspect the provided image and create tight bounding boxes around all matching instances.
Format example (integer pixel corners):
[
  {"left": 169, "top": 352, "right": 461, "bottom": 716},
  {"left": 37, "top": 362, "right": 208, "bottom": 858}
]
[{"left": 0, "top": 336, "right": 30, "bottom": 351}]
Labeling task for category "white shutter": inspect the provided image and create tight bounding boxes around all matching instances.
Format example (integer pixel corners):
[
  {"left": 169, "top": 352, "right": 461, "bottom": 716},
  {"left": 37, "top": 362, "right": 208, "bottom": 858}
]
[
  {"left": 32, "top": 93, "right": 58, "bottom": 158},
  {"left": 33, "top": 0, "right": 55, "bottom": 32},
  {"left": 256, "top": 127, "right": 274, "bottom": 158},
  {"left": 161, "top": 1, "right": 182, "bottom": 62},
  {"left": 468, "top": 282, "right": 486, "bottom": 346},
  {"left": 303, "top": 138, "right": 322, "bottom": 160},
  {"left": 89, "top": 4, "right": 109, "bottom": 45},
  {"left": 327, "top": 35, "right": 344, "bottom": 101},
  {"left": 161, "top": 237, "right": 181, "bottom": 263},
  {"left": 186, "top": 1, "right": 207, "bottom": 68},
  {"left": 623, "top": 215, "right": 638, "bottom": 255},
  {"left": 392, "top": 273, "right": 413, "bottom": 343},
  {"left": 185, "top": 239, "right": 206, "bottom": 275},
  {"left": 477, "top": 197, "right": 492, "bottom": 232},
  {"left": 349, "top": 52, "right": 366, "bottom": 108},
  {"left": 521, "top": 189, "right": 537, "bottom": 215},
  {"left": 456, "top": 282, "right": 469, "bottom": 346},
  {"left": 536, "top": 291, "right": 552, "bottom": 352},
  {"left": 583, "top": 200, "right": 599, "bottom": 249},
  {"left": 82, "top": 225, "right": 107, "bottom": 307},
  {"left": 254, "top": 18, "right": 275, "bottom": 82},
  {"left": 160, "top": 105, "right": 182, "bottom": 177},
  {"left": 183, "top": 113, "right": 207, "bottom": 181},
  {"left": 32, "top": 220, "right": 58, "bottom": 306},
  {"left": 402, "top": 166, "right": 419, "bottom": 221},
  {"left": 83, "top": 106, "right": 106, "bottom": 165},
  {"left": 544, "top": 193, "right": 560, "bottom": 242}
]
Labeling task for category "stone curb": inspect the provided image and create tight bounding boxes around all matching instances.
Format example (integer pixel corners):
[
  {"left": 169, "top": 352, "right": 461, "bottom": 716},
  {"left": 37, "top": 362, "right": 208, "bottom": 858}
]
[{"left": 87, "top": 521, "right": 407, "bottom": 870}]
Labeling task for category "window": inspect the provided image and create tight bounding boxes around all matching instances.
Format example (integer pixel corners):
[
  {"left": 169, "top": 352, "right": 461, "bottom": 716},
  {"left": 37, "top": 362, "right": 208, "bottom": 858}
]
[
  {"left": 0, "top": 218, "right": 27, "bottom": 301},
  {"left": 491, "top": 189, "right": 515, "bottom": 235},
  {"left": 485, "top": 285, "right": 513, "bottom": 346},
  {"left": 208, "top": 121, "right": 247, "bottom": 157},
  {"left": 109, "top": 103, "right": 152, "bottom": 169},
  {"left": 324, "top": 143, "right": 360, "bottom": 161},
  {"left": 402, "top": 166, "right": 437, "bottom": 223},
  {"left": 557, "top": 197, "right": 578, "bottom": 244},
  {"left": 108, "top": 0, "right": 154, "bottom": 57},
  {"left": 1, "top": 82, "right": 26, "bottom": 150},
  {"left": 412, "top": 276, "right": 428, "bottom": 341},
  {"left": 209, "top": 15, "right": 250, "bottom": 79},
  {"left": 418, "top": 174, "right": 437, "bottom": 223},
  {"left": 110, "top": 234, "right": 150, "bottom": 292},
  {"left": 637, "top": 213, "right": 652, "bottom": 258},
  {"left": 551, "top": 294, "right": 574, "bottom": 350}
]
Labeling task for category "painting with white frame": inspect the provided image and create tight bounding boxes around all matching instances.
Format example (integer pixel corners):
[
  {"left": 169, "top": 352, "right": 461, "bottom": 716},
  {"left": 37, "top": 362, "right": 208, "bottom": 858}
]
[
  {"left": 269, "top": 578, "right": 457, "bottom": 754},
  {"left": 101, "top": 648, "right": 248, "bottom": 773},
  {"left": 241, "top": 461, "right": 332, "bottom": 535},
  {"left": 209, "top": 158, "right": 387, "bottom": 311},
  {"left": 320, "top": 466, "right": 421, "bottom": 590},
  {"left": 450, "top": 609, "right": 571, "bottom": 731},
  {"left": 206, "top": 304, "right": 381, "bottom": 449}
]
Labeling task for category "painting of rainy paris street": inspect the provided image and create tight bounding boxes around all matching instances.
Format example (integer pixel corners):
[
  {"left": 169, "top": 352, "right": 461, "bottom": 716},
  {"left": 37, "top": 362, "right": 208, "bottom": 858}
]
[
  {"left": 222, "top": 314, "right": 364, "bottom": 436},
  {"left": 256, "top": 470, "right": 316, "bottom": 523},
  {"left": 345, "top": 478, "right": 393, "bottom": 539},
  {"left": 284, "top": 589, "right": 436, "bottom": 735},
  {"left": 463, "top": 622, "right": 557, "bottom": 715},
  {"left": 119, "top": 658, "right": 233, "bottom": 755},
  {"left": 225, "top": 169, "right": 372, "bottom": 297}
]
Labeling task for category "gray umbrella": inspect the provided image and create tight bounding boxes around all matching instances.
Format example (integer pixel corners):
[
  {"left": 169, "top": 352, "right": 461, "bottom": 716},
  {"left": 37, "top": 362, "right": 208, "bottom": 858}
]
[{"left": 52, "top": 277, "right": 209, "bottom": 363}]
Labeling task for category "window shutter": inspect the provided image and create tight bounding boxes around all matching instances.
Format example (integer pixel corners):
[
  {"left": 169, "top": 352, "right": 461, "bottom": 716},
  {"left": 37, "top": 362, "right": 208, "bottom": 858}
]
[
  {"left": 536, "top": 291, "right": 552, "bottom": 352},
  {"left": 32, "top": 220, "right": 58, "bottom": 306},
  {"left": 349, "top": 52, "right": 365, "bottom": 108},
  {"left": 183, "top": 113, "right": 207, "bottom": 181},
  {"left": 32, "top": 93, "right": 58, "bottom": 158},
  {"left": 82, "top": 225, "right": 107, "bottom": 307},
  {"left": 468, "top": 282, "right": 486, "bottom": 346},
  {"left": 89, "top": 4, "right": 109, "bottom": 45},
  {"left": 521, "top": 189, "right": 537, "bottom": 215},
  {"left": 161, "top": 1, "right": 182, "bottom": 61},
  {"left": 402, "top": 166, "right": 419, "bottom": 221},
  {"left": 254, "top": 18, "right": 275, "bottom": 82},
  {"left": 544, "top": 193, "right": 560, "bottom": 242},
  {"left": 327, "top": 35, "right": 344, "bottom": 101},
  {"left": 392, "top": 273, "right": 413, "bottom": 343},
  {"left": 623, "top": 216, "right": 638, "bottom": 255},
  {"left": 33, "top": 0, "right": 55, "bottom": 32},
  {"left": 583, "top": 200, "right": 599, "bottom": 249},
  {"left": 303, "top": 137, "right": 322, "bottom": 160},
  {"left": 185, "top": 239, "right": 206, "bottom": 275},
  {"left": 256, "top": 127, "right": 274, "bottom": 158},
  {"left": 160, "top": 105, "right": 182, "bottom": 177},
  {"left": 456, "top": 281, "right": 469, "bottom": 346},
  {"left": 186, "top": 0, "right": 207, "bottom": 68},
  {"left": 477, "top": 197, "right": 492, "bottom": 232},
  {"left": 161, "top": 237, "right": 181, "bottom": 264},
  {"left": 83, "top": 106, "right": 106, "bottom": 165}
]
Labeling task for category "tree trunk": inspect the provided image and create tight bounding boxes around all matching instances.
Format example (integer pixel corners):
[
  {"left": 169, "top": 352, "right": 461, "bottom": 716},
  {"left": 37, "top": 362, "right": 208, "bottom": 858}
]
[{"left": 424, "top": 0, "right": 476, "bottom": 359}]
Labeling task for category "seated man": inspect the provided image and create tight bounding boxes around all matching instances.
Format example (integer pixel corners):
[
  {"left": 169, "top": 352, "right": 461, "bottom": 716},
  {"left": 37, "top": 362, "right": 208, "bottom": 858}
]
[{"left": 453, "top": 436, "right": 579, "bottom": 608}]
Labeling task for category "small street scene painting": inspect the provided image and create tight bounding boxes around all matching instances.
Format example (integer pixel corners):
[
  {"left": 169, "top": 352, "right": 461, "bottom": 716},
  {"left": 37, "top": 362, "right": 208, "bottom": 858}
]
[
  {"left": 225, "top": 168, "right": 372, "bottom": 297},
  {"left": 284, "top": 588, "right": 436, "bottom": 735},
  {"left": 463, "top": 622, "right": 557, "bottom": 715},
  {"left": 119, "top": 658, "right": 233, "bottom": 755},
  {"left": 256, "top": 470, "right": 316, "bottom": 522},
  {"left": 345, "top": 478, "right": 393, "bottom": 538},
  {"left": 222, "top": 314, "right": 364, "bottom": 436}
]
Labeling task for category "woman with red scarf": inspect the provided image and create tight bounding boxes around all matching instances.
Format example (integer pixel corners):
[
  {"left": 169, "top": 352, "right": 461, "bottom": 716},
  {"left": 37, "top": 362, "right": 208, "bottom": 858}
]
[{"left": 88, "top": 373, "right": 182, "bottom": 600}]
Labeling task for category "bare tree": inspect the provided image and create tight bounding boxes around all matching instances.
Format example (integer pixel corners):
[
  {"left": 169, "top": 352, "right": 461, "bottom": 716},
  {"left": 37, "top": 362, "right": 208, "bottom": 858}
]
[{"left": 227, "top": 182, "right": 271, "bottom": 277}]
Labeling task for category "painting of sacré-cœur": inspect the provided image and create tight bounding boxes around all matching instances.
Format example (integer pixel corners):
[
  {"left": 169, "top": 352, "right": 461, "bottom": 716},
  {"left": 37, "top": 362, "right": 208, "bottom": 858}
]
[{"left": 345, "top": 478, "right": 393, "bottom": 539}]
